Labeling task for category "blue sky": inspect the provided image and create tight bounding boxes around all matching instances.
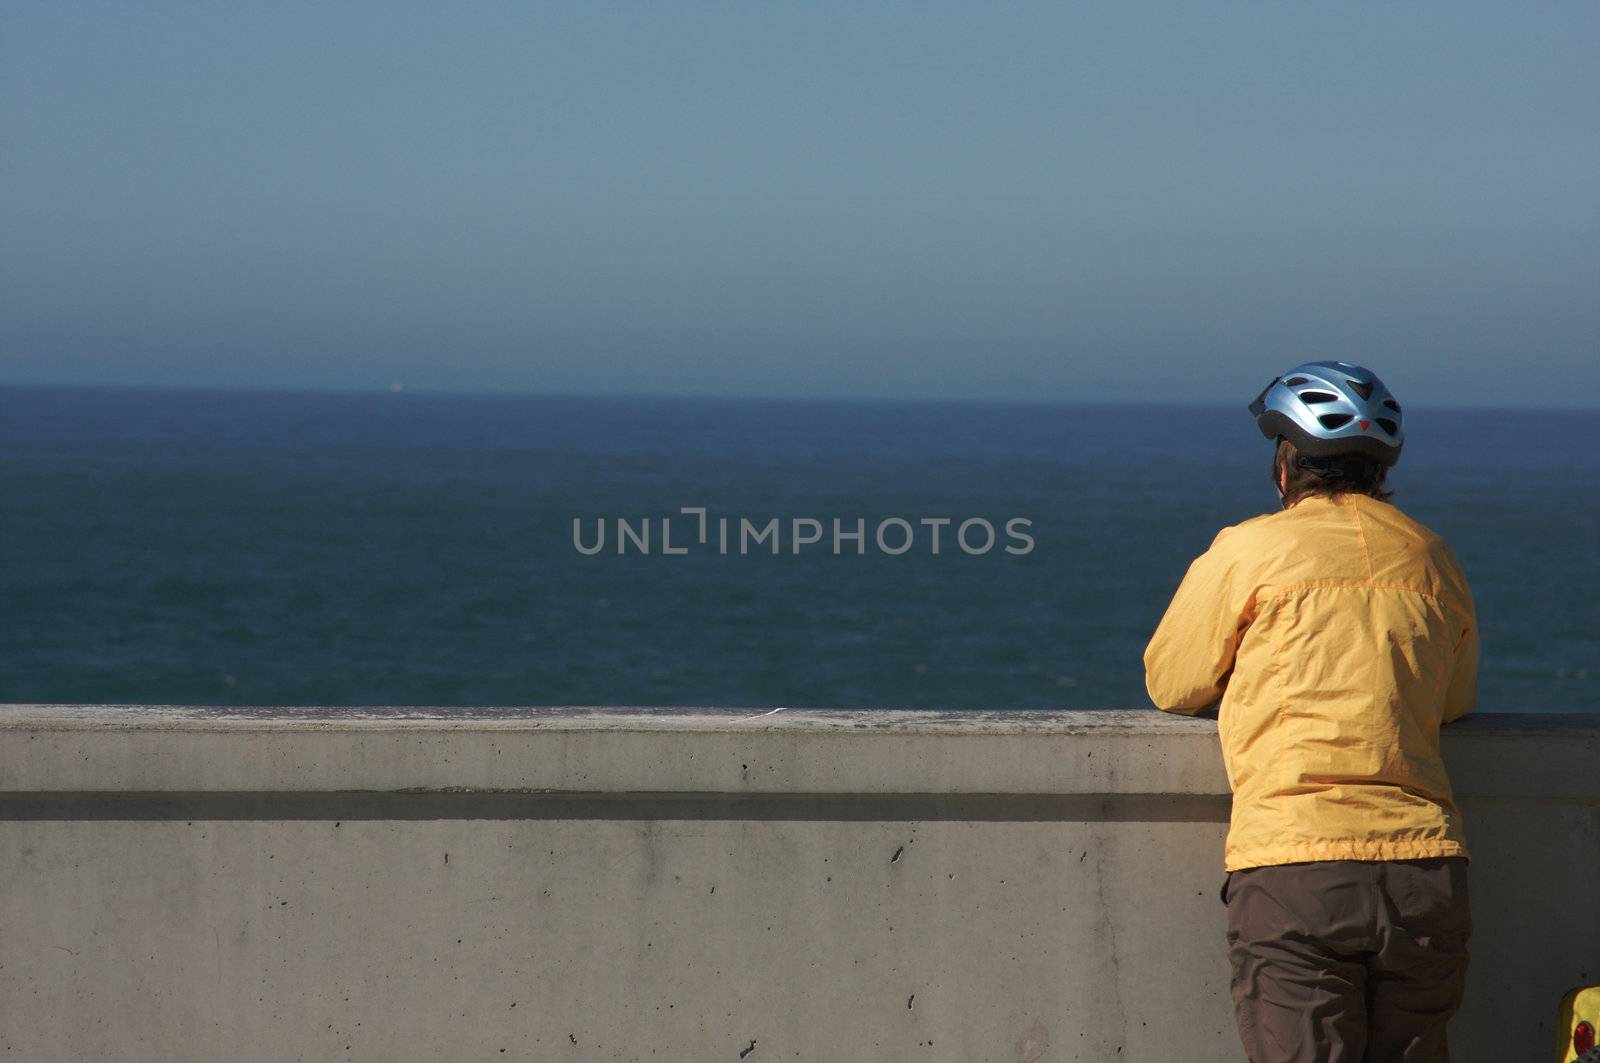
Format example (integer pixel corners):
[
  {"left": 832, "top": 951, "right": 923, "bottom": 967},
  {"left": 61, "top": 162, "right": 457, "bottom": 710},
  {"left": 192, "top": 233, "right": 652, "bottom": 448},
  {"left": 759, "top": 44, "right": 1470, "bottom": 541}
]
[{"left": 2, "top": 2, "right": 1596, "bottom": 404}]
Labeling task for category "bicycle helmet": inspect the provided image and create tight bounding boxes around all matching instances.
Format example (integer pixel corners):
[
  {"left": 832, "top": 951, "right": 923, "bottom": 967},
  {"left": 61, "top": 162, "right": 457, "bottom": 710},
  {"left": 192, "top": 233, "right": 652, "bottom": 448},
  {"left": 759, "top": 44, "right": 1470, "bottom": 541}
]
[{"left": 1249, "top": 360, "right": 1404, "bottom": 467}]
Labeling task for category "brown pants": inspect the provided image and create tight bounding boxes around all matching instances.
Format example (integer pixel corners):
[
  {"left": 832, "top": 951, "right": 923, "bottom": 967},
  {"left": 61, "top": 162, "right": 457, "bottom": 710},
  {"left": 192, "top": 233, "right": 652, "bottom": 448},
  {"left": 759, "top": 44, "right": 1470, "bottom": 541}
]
[{"left": 1223, "top": 858, "right": 1471, "bottom": 1063}]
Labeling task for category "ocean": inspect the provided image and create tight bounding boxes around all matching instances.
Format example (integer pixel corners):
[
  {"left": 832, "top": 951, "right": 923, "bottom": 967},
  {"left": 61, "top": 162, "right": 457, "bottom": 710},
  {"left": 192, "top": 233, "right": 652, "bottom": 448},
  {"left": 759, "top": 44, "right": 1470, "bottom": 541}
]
[{"left": 2, "top": 385, "right": 1595, "bottom": 713}]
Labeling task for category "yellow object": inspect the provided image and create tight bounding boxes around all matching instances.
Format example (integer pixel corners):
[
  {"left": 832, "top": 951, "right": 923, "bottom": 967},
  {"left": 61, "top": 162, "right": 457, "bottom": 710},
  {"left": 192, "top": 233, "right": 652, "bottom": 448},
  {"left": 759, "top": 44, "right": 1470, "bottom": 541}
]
[
  {"left": 1558, "top": 985, "right": 1600, "bottom": 1062},
  {"left": 1144, "top": 493, "right": 1477, "bottom": 872}
]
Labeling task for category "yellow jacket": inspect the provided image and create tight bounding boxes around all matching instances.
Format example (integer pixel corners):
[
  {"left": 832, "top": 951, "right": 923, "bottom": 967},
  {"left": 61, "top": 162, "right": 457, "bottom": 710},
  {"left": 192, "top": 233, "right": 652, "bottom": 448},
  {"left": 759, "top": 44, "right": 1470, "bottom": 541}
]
[{"left": 1143, "top": 493, "right": 1478, "bottom": 872}]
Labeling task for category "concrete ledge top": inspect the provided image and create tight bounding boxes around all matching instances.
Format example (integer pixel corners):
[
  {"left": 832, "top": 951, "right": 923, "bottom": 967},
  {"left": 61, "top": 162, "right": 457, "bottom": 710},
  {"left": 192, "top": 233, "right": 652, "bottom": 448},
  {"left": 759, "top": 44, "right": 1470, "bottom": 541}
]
[
  {"left": 2, "top": 704, "right": 1218, "bottom": 734},
  {"left": 2, "top": 704, "right": 1594, "bottom": 735},
  {"left": 0, "top": 706, "right": 1595, "bottom": 799}
]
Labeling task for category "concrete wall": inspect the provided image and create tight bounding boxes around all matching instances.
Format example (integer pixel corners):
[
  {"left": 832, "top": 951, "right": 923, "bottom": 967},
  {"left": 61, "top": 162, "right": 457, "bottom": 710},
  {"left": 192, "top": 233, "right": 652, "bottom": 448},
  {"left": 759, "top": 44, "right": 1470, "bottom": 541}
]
[{"left": 0, "top": 705, "right": 1594, "bottom": 1063}]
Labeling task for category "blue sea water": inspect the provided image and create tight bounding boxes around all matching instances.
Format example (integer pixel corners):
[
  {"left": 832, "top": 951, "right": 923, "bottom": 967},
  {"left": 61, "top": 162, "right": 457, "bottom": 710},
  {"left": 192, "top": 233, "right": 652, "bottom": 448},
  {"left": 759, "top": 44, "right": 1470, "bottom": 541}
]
[{"left": 1, "top": 386, "right": 1595, "bottom": 712}]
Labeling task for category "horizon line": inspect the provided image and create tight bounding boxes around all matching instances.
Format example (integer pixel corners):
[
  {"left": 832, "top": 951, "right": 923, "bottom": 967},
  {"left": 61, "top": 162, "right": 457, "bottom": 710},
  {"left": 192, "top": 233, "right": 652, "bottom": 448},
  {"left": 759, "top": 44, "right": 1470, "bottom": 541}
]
[{"left": 2, "top": 378, "right": 1597, "bottom": 413}]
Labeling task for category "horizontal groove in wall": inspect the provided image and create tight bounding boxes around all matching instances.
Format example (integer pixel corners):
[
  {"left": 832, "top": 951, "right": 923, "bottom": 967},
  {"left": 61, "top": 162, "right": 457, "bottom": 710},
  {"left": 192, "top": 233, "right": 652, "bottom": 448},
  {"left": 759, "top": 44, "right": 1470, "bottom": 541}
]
[{"left": 0, "top": 790, "right": 1233, "bottom": 823}]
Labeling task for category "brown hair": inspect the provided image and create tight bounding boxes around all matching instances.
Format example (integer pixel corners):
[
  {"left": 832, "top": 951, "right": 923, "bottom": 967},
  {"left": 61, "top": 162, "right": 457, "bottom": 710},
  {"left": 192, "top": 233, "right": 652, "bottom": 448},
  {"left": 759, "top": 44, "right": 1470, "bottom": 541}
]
[{"left": 1273, "top": 438, "right": 1392, "bottom": 507}]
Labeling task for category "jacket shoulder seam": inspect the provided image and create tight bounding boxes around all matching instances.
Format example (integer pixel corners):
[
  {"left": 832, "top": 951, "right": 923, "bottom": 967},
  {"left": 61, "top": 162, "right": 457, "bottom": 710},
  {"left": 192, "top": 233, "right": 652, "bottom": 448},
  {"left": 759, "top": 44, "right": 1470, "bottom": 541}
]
[
  {"left": 1346, "top": 496, "right": 1376, "bottom": 580},
  {"left": 1255, "top": 579, "right": 1444, "bottom": 603}
]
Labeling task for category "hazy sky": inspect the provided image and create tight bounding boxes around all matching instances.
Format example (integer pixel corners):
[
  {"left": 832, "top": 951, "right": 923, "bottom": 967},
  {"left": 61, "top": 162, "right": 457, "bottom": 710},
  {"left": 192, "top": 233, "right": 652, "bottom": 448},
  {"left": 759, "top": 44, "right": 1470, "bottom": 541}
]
[{"left": 3, "top": 3, "right": 1596, "bottom": 404}]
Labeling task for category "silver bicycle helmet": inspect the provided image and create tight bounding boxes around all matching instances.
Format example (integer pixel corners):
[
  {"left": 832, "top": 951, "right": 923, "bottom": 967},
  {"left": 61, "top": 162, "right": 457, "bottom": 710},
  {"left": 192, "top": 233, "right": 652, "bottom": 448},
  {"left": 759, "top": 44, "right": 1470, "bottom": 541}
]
[{"left": 1249, "top": 360, "right": 1404, "bottom": 467}]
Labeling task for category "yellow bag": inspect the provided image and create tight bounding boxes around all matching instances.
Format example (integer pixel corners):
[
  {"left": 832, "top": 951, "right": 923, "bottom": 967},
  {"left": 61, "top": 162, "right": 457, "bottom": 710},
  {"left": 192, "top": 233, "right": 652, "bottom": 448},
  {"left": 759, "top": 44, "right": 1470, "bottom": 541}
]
[{"left": 1558, "top": 985, "right": 1600, "bottom": 1062}]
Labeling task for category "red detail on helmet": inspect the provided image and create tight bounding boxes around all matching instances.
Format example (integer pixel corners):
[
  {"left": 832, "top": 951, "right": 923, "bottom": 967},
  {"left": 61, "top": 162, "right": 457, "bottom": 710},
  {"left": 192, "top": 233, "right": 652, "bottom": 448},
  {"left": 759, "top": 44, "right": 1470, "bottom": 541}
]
[
  {"left": 1359, "top": 419, "right": 1371, "bottom": 430},
  {"left": 1576, "top": 1020, "right": 1596, "bottom": 1055}
]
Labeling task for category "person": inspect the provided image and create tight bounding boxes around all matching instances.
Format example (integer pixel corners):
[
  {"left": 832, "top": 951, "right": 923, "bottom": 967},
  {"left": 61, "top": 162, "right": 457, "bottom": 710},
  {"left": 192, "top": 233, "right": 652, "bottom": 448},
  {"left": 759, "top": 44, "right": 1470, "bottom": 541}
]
[{"left": 1143, "top": 361, "right": 1478, "bottom": 1063}]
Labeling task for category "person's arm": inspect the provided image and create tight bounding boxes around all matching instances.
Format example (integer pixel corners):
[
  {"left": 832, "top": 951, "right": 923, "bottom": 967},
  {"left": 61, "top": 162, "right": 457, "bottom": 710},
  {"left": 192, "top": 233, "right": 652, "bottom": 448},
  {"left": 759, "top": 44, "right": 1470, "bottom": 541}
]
[
  {"left": 1435, "top": 540, "right": 1478, "bottom": 723},
  {"left": 1143, "top": 530, "right": 1253, "bottom": 715},
  {"left": 1442, "top": 617, "right": 1478, "bottom": 722}
]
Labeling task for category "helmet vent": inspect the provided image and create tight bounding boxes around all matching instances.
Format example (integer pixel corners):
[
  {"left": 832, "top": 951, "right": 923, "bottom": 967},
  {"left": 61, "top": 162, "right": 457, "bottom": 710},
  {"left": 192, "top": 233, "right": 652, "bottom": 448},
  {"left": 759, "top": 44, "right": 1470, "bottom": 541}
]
[
  {"left": 1383, "top": 399, "right": 1401, "bottom": 412},
  {"left": 1284, "top": 376, "right": 1309, "bottom": 386},
  {"left": 1318, "top": 413, "right": 1354, "bottom": 430},
  {"left": 1298, "top": 390, "right": 1339, "bottom": 405},
  {"left": 1376, "top": 418, "right": 1398, "bottom": 435},
  {"left": 1349, "top": 379, "right": 1375, "bottom": 400}
]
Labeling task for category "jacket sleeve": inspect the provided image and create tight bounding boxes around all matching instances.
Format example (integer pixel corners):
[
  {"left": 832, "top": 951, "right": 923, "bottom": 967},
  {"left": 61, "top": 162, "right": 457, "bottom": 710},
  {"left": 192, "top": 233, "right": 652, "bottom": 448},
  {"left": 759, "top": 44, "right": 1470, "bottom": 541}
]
[
  {"left": 1143, "top": 529, "right": 1254, "bottom": 715},
  {"left": 1436, "top": 541, "right": 1479, "bottom": 723},
  {"left": 1442, "top": 617, "right": 1479, "bottom": 722}
]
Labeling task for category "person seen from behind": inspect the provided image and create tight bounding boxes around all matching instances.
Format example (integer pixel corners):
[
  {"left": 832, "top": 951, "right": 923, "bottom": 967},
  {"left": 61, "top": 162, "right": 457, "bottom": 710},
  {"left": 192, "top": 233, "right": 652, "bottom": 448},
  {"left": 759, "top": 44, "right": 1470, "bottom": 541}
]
[{"left": 1144, "top": 361, "right": 1478, "bottom": 1062}]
